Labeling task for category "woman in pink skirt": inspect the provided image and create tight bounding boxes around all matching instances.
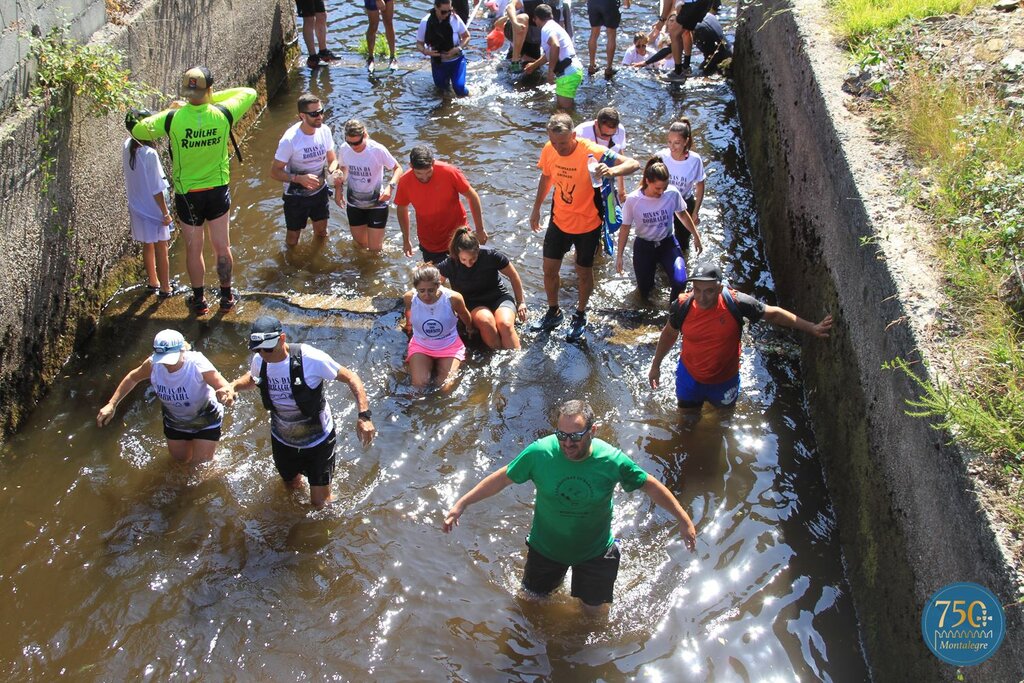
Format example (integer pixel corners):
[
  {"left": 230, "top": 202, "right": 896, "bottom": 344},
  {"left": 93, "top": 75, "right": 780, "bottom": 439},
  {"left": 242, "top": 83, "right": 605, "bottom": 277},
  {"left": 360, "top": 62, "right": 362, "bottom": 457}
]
[{"left": 403, "top": 263, "right": 474, "bottom": 392}]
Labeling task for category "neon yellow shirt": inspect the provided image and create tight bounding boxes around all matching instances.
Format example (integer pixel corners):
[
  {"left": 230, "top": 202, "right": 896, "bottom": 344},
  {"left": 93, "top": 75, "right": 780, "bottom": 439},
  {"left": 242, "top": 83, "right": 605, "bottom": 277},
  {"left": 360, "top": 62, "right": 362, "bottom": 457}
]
[{"left": 132, "top": 87, "right": 257, "bottom": 194}]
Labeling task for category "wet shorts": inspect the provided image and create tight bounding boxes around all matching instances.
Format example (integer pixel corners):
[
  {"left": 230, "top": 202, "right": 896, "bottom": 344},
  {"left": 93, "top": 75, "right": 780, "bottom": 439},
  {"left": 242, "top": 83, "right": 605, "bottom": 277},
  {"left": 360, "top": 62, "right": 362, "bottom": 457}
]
[
  {"left": 675, "top": 360, "right": 740, "bottom": 408},
  {"left": 363, "top": 0, "right": 392, "bottom": 10},
  {"left": 175, "top": 185, "right": 230, "bottom": 227},
  {"left": 466, "top": 292, "right": 516, "bottom": 312},
  {"left": 295, "top": 0, "right": 326, "bottom": 17},
  {"left": 555, "top": 70, "right": 583, "bottom": 99},
  {"left": 676, "top": 0, "right": 711, "bottom": 30},
  {"left": 346, "top": 205, "right": 389, "bottom": 229},
  {"left": 407, "top": 335, "right": 467, "bottom": 362},
  {"left": 419, "top": 245, "right": 450, "bottom": 265},
  {"left": 164, "top": 424, "right": 222, "bottom": 441},
  {"left": 271, "top": 430, "right": 337, "bottom": 486},
  {"left": 542, "top": 218, "right": 601, "bottom": 268},
  {"left": 522, "top": 541, "right": 620, "bottom": 606},
  {"left": 283, "top": 188, "right": 330, "bottom": 230},
  {"left": 587, "top": 0, "right": 621, "bottom": 28}
]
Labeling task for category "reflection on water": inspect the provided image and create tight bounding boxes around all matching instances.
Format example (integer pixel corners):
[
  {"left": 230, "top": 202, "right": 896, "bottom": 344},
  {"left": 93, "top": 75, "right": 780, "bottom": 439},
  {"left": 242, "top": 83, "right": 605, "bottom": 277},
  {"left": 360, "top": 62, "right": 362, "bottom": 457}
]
[{"left": 0, "top": 1, "right": 868, "bottom": 679}]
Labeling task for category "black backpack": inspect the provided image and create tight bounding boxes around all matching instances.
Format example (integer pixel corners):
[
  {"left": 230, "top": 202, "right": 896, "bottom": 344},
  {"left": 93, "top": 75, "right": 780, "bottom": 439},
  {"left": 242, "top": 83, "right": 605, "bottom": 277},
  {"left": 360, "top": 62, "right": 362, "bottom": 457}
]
[
  {"left": 676, "top": 287, "right": 744, "bottom": 329},
  {"left": 163, "top": 104, "right": 244, "bottom": 162},
  {"left": 256, "top": 345, "right": 326, "bottom": 419}
]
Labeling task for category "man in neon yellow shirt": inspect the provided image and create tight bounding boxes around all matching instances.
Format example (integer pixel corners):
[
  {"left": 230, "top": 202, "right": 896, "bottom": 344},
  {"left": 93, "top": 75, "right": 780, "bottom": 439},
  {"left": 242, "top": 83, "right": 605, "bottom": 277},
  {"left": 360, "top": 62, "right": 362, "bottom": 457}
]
[
  {"left": 443, "top": 399, "right": 697, "bottom": 614},
  {"left": 132, "top": 67, "right": 257, "bottom": 314}
]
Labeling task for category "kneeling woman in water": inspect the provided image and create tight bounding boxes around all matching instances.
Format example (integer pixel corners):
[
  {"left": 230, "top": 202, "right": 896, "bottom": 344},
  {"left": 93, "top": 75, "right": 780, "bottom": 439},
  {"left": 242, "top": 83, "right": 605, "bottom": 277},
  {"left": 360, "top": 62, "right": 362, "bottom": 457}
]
[
  {"left": 437, "top": 227, "right": 528, "bottom": 350},
  {"left": 616, "top": 158, "right": 703, "bottom": 301},
  {"left": 403, "top": 264, "right": 475, "bottom": 392},
  {"left": 96, "top": 330, "right": 235, "bottom": 463}
]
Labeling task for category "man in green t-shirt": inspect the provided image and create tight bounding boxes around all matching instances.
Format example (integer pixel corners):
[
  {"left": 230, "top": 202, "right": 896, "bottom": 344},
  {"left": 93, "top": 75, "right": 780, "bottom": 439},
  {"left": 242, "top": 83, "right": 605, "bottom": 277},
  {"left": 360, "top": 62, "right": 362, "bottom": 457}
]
[
  {"left": 443, "top": 399, "right": 697, "bottom": 612},
  {"left": 132, "top": 67, "right": 257, "bottom": 315}
]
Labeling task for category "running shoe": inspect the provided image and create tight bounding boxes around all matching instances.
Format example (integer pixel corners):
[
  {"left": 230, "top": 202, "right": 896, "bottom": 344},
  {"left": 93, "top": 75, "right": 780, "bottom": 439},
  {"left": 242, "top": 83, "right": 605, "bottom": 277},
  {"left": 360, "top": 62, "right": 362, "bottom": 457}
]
[
  {"left": 157, "top": 290, "right": 173, "bottom": 300},
  {"left": 604, "top": 66, "right": 616, "bottom": 79},
  {"left": 318, "top": 49, "right": 340, "bottom": 62},
  {"left": 145, "top": 284, "right": 160, "bottom": 294},
  {"left": 306, "top": 54, "right": 320, "bottom": 69},
  {"left": 529, "top": 307, "right": 564, "bottom": 332},
  {"left": 189, "top": 296, "right": 210, "bottom": 316},
  {"left": 388, "top": 57, "right": 398, "bottom": 70},
  {"left": 219, "top": 290, "right": 238, "bottom": 311},
  {"left": 587, "top": 64, "right": 599, "bottom": 75},
  {"left": 667, "top": 70, "right": 687, "bottom": 82},
  {"left": 565, "top": 310, "right": 587, "bottom": 342},
  {"left": 367, "top": 58, "right": 375, "bottom": 74}
]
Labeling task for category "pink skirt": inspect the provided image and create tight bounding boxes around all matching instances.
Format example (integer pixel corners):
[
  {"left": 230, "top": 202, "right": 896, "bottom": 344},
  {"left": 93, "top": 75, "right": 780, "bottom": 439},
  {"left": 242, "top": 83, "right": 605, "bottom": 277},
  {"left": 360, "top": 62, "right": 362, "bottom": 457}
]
[{"left": 406, "top": 335, "right": 466, "bottom": 362}]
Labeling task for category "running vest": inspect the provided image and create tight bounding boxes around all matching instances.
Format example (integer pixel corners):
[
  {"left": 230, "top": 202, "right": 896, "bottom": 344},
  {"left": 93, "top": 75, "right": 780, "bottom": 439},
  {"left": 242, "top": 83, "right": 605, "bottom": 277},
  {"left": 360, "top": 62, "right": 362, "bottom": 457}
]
[
  {"left": 424, "top": 14, "right": 456, "bottom": 53},
  {"left": 257, "top": 346, "right": 326, "bottom": 419}
]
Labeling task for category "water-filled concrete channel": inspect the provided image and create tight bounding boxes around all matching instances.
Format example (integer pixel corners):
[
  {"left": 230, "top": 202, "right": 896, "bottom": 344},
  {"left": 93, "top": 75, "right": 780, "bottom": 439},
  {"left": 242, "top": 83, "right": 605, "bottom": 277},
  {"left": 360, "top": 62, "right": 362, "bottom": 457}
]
[{"left": 0, "top": 2, "right": 870, "bottom": 678}]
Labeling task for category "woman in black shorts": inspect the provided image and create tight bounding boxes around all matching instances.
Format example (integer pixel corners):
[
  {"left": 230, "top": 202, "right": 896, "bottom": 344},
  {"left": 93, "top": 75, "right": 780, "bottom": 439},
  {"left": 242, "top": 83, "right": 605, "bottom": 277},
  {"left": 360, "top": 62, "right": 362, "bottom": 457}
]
[{"left": 437, "top": 227, "right": 528, "bottom": 350}]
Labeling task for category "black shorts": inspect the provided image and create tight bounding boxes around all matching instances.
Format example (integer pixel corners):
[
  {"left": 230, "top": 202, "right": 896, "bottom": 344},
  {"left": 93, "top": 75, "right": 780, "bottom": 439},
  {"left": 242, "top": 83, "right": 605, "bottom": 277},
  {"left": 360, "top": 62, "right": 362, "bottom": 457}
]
[
  {"left": 522, "top": 541, "right": 620, "bottom": 606},
  {"left": 271, "top": 430, "right": 336, "bottom": 486},
  {"left": 295, "top": 0, "right": 326, "bottom": 17},
  {"left": 542, "top": 218, "right": 601, "bottom": 268},
  {"left": 587, "top": 0, "right": 621, "bottom": 29},
  {"left": 466, "top": 292, "right": 515, "bottom": 312},
  {"left": 283, "top": 189, "right": 330, "bottom": 230},
  {"left": 175, "top": 185, "right": 230, "bottom": 227},
  {"left": 346, "top": 205, "right": 389, "bottom": 229},
  {"left": 164, "top": 424, "right": 222, "bottom": 441},
  {"left": 419, "top": 246, "right": 449, "bottom": 265},
  {"left": 676, "top": 0, "right": 711, "bottom": 30}
]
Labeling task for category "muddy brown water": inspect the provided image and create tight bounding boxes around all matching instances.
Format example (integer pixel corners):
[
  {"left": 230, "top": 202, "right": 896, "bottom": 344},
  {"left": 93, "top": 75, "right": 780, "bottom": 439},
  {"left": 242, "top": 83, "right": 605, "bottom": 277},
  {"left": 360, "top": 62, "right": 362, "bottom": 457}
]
[{"left": 0, "top": 2, "right": 870, "bottom": 679}]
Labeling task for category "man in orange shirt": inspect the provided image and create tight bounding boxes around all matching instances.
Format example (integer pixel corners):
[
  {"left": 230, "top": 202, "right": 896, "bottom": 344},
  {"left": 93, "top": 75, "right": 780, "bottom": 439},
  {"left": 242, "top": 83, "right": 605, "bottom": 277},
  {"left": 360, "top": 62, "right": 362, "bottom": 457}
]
[
  {"left": 648, "top": 263, "right": 833, "bottom": 413},
  {"left": 529, "top": 113, "right": 639, "bottom": 341},
  {"left": 395, "top": 146, "right": 487, "bottom": 264}
]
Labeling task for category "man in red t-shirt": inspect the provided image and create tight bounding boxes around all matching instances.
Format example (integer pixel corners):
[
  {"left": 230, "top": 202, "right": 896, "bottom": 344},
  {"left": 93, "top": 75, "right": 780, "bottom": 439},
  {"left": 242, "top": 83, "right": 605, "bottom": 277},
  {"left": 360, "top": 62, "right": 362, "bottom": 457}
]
[
  {"left": 395, "top": 146, "right": 487, "bottom": 264},
  {"left": 648, "top": 263, "right": 833, "bottom": 413}
]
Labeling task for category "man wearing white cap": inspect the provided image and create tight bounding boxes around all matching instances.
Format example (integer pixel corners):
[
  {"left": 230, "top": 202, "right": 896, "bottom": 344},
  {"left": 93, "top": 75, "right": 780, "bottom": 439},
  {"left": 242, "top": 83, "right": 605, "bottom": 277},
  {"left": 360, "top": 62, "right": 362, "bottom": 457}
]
[
  {"left": 131, "top": 67, "right": 257, "bottom": 315},
  {"left": 230, "top": 316, "right": 376, "bottom": 508},
  {"left": 97, "top": 329, "right": 235, "bottom": 464},
  {"left": 648, "top": 263, "right": 833, "bottom": 413}
]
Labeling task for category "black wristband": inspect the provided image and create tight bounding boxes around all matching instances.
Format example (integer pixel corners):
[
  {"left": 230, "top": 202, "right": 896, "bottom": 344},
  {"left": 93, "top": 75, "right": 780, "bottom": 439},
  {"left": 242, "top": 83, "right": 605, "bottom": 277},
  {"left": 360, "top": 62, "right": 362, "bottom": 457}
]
[{"left": 358, "top": 410, "right": 372, "bottom": 420}]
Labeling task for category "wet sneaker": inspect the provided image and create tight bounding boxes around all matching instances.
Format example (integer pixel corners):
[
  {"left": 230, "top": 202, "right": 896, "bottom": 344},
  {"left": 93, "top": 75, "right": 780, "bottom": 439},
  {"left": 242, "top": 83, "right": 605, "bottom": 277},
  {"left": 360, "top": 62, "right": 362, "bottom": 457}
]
[
  {"left": 219, "top": 290, "right": 238, "bottom": 310},
  {"left": 565, "top": 310, "right": 587, "bottom": 342},
  {"left": 189, "top": 296, "right": 210, "bottom": 316},
  {"left": 306, "top": 54, "right": 320, "bottom": 69},
  {"left": 667, "top": 70, "right": 687, "bottom": 82},
  {"left": 587, "top": 64, "right": 599, "bottom": 75},
  {"left": 388, "top": 57, "right": 398, "bottom": 70},
  {"left": 529, "top": 307, "right": 564, "bottom": 332},
  {"left": 604, "top": 66, "right": 616, "bottom": 79},
  {"left": 157, "top": 289, "right": 174, "bottom": 300},
  {"left": 318, "top": 49, "right": 340, "bottom": 62},
  {"left": 367, "top": 58, "right": 375, "bottom": 74}
]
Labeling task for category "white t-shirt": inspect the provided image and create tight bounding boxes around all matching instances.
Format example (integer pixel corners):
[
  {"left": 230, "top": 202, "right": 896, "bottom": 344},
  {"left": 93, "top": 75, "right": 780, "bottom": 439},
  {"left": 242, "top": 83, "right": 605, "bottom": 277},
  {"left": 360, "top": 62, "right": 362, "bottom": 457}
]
[
  {"left": 150, "top": 351, "right": 223, "bottom": 433},
  {"left": 274, "top": 122, "right": 335, "bottom": 196},
  {"left": 339, "top": 139, "right": 398, "bottom": 209},
  {"left": 657, "top": 148, "right": 706, "bottom": 198},
  {"left": 122, "top": 140, "right": 169, "bottom": 223},
  {"left": 250, "top": 344, "right": 341, "bottom": 448},
  {"left": 575, "top": 120, "right": 626, "bottom": 154},
  {"left": 541, "top": 20, "right": 576, "bottom": 63},
  {"left": 417, "top": 13, "right": 469, "bottom": 62},
  {"left": 621, "top": 45, "right": 649, "bottom": 66},
  {"left": 622, "top": 185, "right": 686, "bottom": 241}
]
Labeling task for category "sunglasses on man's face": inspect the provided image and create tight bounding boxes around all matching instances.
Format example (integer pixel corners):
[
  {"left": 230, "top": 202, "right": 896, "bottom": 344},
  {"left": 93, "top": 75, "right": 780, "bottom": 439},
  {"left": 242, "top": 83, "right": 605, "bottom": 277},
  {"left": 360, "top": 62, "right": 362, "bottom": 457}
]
[
  {"left": 555, "top": 427, "right": 590, "bottom": 442},
  {"left": 439, "top": 8, "right": 451, "bottom": 16},
  {"left": 303, "top": 108, "right": 326, "bottom": 118}
]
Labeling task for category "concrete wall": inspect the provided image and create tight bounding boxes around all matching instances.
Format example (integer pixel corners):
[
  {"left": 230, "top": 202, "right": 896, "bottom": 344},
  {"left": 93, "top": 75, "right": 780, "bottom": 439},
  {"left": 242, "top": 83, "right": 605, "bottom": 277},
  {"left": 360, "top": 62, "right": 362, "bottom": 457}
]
[
  {"left": 0, "top": 0, "right": 295, "bottom": 438},
  {"left": 733, "top": 0, "right": 1023, "bottom": 679},
  {"left": 0, "top": 0, "right": 108, "bottom": 115}
]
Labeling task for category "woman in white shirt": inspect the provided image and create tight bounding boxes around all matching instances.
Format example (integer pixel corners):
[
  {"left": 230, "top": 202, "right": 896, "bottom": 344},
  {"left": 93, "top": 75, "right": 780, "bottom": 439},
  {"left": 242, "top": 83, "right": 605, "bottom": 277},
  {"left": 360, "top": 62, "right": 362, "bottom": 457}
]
[
  {"left": 657, "top": 118, "right": 706, "bottom": 251},
  {"left": 97, "top": 330, "right": 234, "bottom": 464},
  {"left": 402, "top": 264, "right": 474, "bottom": 393}
]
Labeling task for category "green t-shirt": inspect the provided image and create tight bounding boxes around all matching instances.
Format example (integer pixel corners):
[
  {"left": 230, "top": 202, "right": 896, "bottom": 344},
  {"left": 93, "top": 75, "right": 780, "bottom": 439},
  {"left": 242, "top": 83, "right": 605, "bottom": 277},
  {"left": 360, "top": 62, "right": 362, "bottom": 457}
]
[
  {"left": 132, "top": 87, "right": 257, "bottom": 194},
  {"left": 506, "top": 435, "right": 648, "bottom": 566}
]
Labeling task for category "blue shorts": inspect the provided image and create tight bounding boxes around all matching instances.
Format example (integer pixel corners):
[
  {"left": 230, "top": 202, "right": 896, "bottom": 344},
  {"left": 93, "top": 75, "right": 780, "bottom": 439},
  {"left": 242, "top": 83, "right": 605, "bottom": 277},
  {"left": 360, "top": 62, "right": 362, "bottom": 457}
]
[{"left": 675, "top": 360, "right": 739, "bottom": 408}]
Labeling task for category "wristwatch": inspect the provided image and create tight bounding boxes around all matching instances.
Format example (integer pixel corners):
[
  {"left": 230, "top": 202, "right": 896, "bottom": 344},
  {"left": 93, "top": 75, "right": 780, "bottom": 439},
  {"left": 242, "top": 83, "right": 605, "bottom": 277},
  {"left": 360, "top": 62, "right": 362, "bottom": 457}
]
[{"left": 358, "top": 410, "right": 372, "bottom": 421}]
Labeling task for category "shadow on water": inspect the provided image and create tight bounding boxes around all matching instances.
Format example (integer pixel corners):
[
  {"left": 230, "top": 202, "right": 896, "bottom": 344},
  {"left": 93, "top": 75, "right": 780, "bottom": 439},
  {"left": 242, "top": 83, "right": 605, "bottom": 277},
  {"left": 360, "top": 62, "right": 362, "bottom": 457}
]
[{"left": 0, "top": 0, "right": 869, "bottom": 679}]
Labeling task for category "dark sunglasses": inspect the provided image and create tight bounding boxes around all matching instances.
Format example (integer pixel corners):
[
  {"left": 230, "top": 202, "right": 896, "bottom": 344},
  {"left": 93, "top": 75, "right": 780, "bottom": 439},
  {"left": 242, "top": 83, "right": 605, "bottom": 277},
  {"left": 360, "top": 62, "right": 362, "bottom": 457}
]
[
  {"left": 439, "top": 9, "right": 451, "bottom": 16},
  {"left": 302, "top": 108, "right": 326, "bottom": 118},
  {"left": 346, "top": 135, "right": 365, "bottom": 146},
  {"left": 555, "top": 427, "right": 590, "bottom": 442}
]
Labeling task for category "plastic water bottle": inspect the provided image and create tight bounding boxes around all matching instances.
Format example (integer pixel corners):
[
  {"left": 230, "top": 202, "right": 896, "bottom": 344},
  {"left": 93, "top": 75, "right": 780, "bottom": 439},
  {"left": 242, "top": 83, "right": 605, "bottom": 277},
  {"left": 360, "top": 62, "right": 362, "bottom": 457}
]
[{"left": 586, "top": 154, "right": 601, "bottom": 187}]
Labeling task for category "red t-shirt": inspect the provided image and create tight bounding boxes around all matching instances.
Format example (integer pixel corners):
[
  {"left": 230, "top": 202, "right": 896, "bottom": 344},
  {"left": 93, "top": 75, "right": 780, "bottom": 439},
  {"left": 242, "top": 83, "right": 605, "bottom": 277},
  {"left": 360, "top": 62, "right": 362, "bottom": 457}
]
[
  {"left": 669, "top": 290, "right": 765, "bottom": 384},
  {"left": 394, "top": 161, "right": 470, "bottom": 252}
]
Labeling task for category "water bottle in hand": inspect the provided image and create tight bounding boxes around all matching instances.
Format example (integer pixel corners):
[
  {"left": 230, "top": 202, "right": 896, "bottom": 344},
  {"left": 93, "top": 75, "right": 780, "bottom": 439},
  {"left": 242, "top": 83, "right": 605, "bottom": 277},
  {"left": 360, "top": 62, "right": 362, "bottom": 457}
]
[{"left": 587, "top": 154, "right": 601, "bottom": 187}]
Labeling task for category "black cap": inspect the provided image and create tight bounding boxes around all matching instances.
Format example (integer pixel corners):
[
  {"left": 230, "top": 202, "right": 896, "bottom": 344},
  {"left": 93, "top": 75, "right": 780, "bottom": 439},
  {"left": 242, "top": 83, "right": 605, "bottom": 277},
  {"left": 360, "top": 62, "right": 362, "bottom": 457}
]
[
  {"left": 689, "top": 263, "right": 723, "bottom": 282},
  {"left": 249, "top": 315, "right": 283, "bottom": 350}
]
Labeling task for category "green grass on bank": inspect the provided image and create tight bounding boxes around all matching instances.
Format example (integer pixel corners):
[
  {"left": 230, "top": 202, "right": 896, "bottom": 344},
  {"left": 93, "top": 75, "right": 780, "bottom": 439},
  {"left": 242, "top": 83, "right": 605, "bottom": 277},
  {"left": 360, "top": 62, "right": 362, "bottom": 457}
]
[{"left": 831, "top": 0, "right": 982, "bottom": 41}]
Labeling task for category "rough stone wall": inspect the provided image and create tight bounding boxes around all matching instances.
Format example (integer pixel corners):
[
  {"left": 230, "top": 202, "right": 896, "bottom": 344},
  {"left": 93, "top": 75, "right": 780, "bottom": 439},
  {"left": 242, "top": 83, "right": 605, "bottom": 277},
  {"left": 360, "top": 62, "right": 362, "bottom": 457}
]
[
  {"left": 734, "top": 0, "right": 1023, "bottom": 680},
  {"left": 0, "top": 0, "right": 295, "bottom": 439}
]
